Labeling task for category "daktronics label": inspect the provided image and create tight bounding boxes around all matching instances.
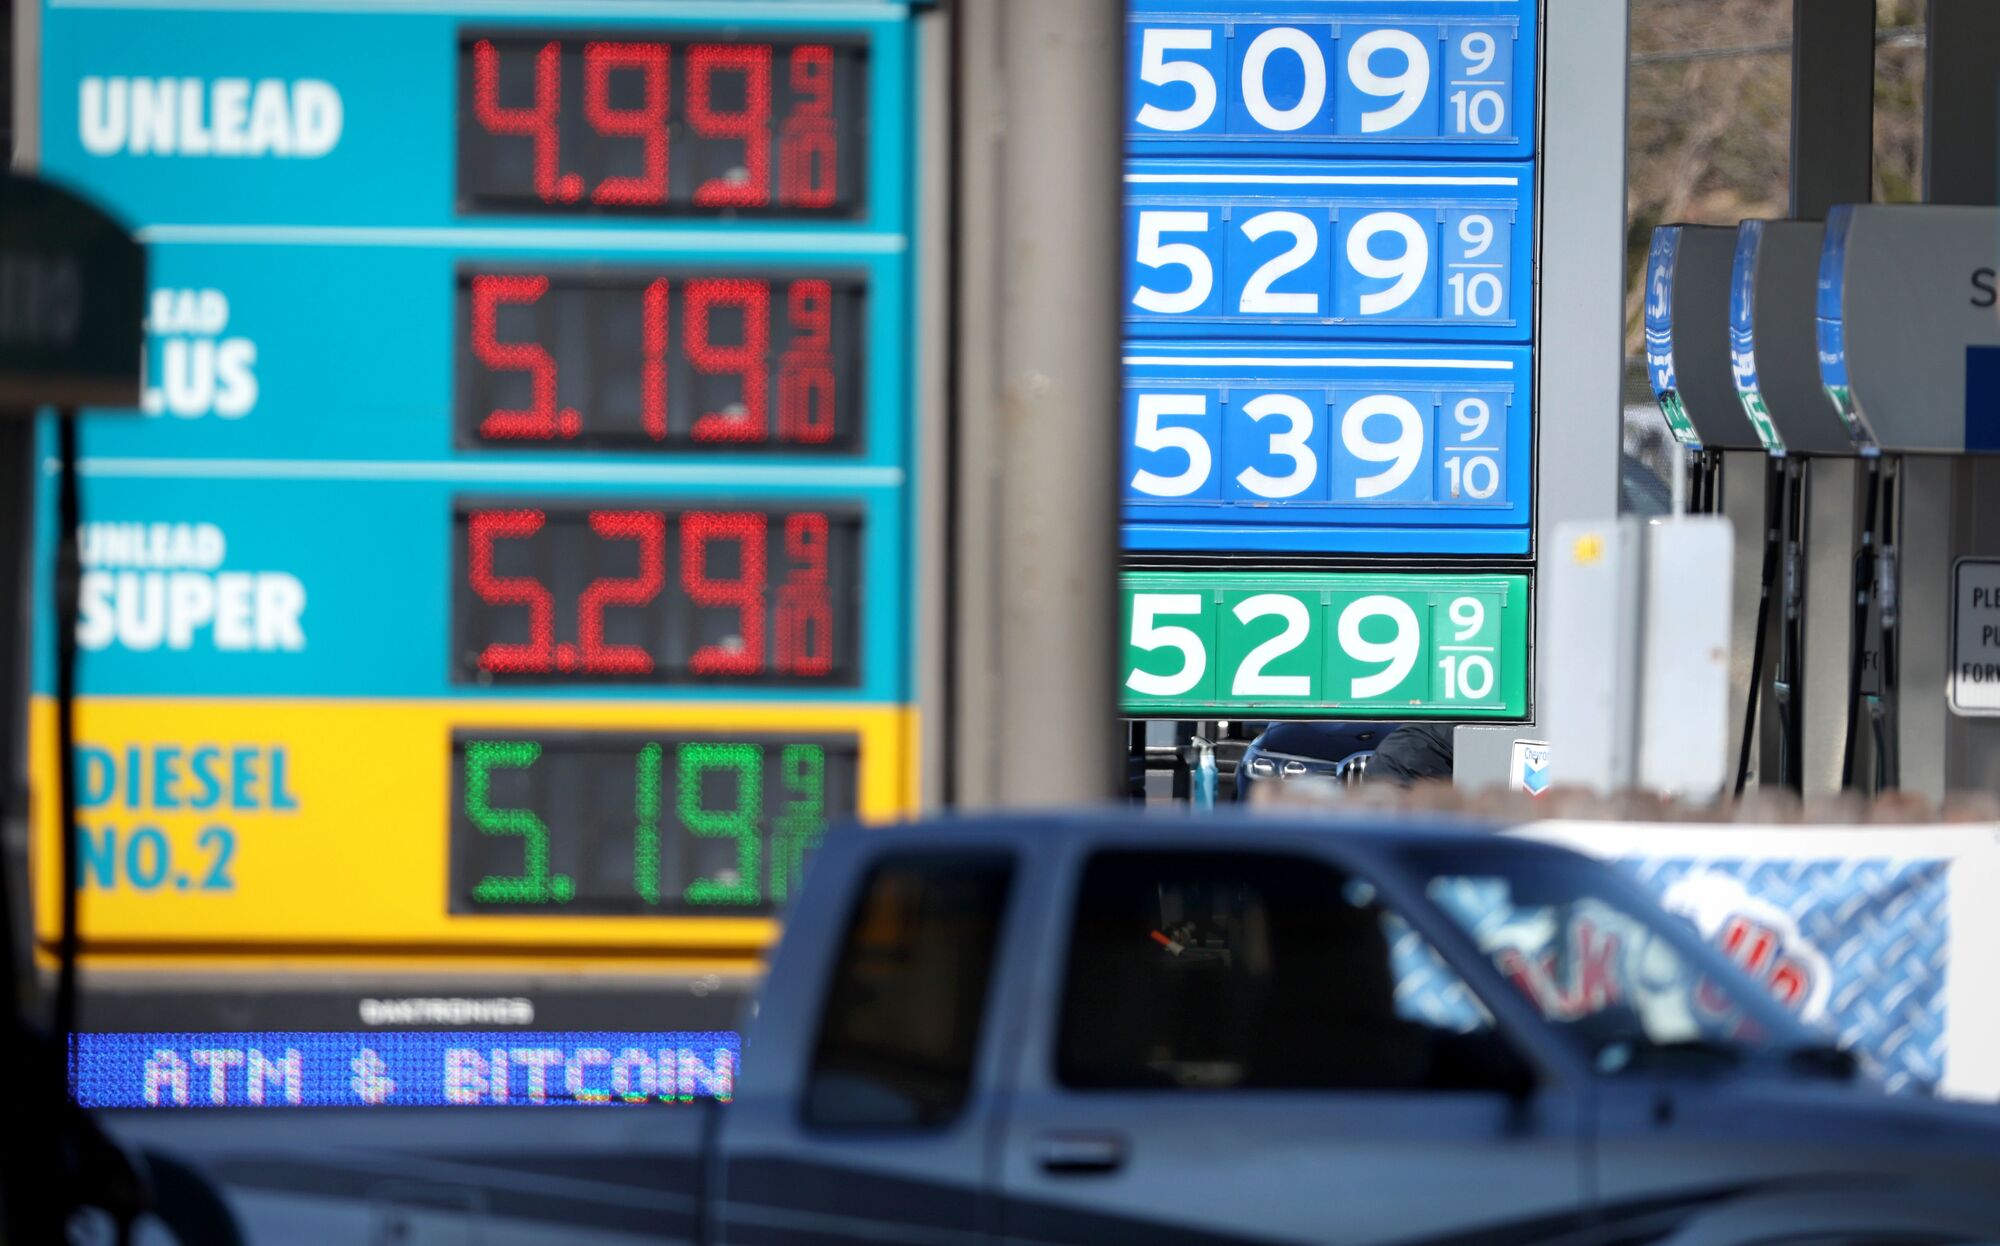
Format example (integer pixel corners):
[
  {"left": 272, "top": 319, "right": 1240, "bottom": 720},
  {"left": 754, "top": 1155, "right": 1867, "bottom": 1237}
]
[
  {"left": 453, "top": 502, "right": 860, "bottom": 686},
  {"left": 457, "top": 268, "right": 864, "bottom": 452},
  {"left": 457, "top": 32, "right": 867, "bottom": 218},
  {"left": 1121, "top": 570, "right": 1527, "bottom": 717}
]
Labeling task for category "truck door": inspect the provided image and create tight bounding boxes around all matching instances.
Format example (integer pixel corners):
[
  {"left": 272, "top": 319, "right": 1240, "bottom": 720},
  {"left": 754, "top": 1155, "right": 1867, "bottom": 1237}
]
[
  {"left": 713, "top": 847, "right": 1020, "bottom": 1245},
  {"left": 997, "top": 847, "right": 1586, "bottom": 1246}
]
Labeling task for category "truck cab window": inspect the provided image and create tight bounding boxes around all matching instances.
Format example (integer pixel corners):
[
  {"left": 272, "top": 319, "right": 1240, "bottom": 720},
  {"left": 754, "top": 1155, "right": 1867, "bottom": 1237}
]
[
  {"left": 806, "top": 854, "right": 1015, "bottom": 1129},
  {"left": 1056, "top": 851, "right": 1521, "bottom": 1093}
]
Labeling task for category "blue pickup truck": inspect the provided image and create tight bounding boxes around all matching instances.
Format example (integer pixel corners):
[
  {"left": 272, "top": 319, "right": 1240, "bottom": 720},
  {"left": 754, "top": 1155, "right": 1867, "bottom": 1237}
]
[{"left": 104, "top": 813, "right": 2000, "bottom": 1243}]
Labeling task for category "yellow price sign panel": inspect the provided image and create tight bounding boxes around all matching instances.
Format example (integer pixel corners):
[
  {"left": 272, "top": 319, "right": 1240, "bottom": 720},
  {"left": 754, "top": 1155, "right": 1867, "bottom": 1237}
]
[{"left": 32, "top": 697, "right": 914, "bottom": 961}]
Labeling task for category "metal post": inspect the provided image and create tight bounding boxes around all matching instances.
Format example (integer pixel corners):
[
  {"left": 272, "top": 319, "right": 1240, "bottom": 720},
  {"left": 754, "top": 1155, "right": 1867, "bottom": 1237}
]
[
  {"left": 1456, "top": 0, "right": 1629, "bottom": 787},
  {"left": 949, "top": 0, "right": 1123, "bottom": 806},
  {"left": 1790, "top": 0, "right": 1876, "bottom": 220},
  {"left": 1924, "top": 0, "right": 2000, "bottom": 206}
]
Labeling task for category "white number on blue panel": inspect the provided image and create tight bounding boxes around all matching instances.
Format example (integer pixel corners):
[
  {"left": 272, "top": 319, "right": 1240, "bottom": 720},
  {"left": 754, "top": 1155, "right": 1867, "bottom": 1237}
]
[
  {"left": 1124, "top": 387, "right": 1508, "bottom": 504},
  {"left": 1130, "top": 24, "right": 1513, "bottom": 140},
  {"left": 1129, "top": 207, "right": 1511, "bottom": 323}
]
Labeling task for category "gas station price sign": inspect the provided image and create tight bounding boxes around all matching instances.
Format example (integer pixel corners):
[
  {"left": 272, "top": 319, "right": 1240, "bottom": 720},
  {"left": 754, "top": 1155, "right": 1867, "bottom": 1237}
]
[
  {"left": 1122, "top": 570, "right": 1528, "bottom": 717},
  {"left": 1124, "top": 160, "right": 1533, "bottom": 341},
  {"left": 1127, "top": 1, "right": 1537, "bottom": 159},
  {"left": 457, "top": 32, "right": 868, "bottom": 218},
  {"left": 453, "top": 502, "right": 861, "bottom": 687},
  {"left": 457, "top": 268, "right": 865, "bottom": 452},
  {"left": 451, "top": 731, "right": 858, "bottom": 916}
]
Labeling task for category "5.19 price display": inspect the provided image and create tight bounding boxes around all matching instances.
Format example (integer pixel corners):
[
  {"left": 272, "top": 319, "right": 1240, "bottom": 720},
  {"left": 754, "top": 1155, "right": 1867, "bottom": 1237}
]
[
  {"left": 458, "top": 32, "right": 867, "bottom": 217},
  {"left": 453, "top": 502, "right": 861, "bottom": 686},
  {"left": 457, "top": 269, "right": 864, "bottom": 452},
  {"left": 451, "top": 732, "right": 858, "bottom": 916}
]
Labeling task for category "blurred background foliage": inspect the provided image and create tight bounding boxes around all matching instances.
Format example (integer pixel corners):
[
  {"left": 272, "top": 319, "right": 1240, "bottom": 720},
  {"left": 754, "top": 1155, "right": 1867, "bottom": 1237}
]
[{"left": 1623, "top": 0, "right": 1928, "bottom": 355}]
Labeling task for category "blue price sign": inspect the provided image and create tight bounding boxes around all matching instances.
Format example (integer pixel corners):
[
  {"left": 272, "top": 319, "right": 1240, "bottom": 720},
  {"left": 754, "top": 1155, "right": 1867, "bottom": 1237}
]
[
  {"left": 1128, "top": 1, "right": 1536, "bottom": 159},
  {"left": 1124, "top": 160, "right": 1531, "bottom": 341},
  {"left": 1123, "top": 342, "right": 1531, "bottom": 554}
]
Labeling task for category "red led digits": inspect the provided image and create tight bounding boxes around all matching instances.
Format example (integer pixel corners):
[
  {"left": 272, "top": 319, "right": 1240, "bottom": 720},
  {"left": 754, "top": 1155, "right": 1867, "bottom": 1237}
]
[
  {"left": 578, "top": 510, "right": 666, "bottom": 675},
  {"left": 686, "top": 44, "right": 773, "bottom": 208},
  {"left": 471, "top": 275, "right": 579, "bottom": 441},
  {"left": 779, "top": 46, "right": 838, "bottom": 209},
  {"left": 641, "top": 278, "right": 670, "bottom": 440},
  {"left": 583, "top": 42, "right": 669, "bottom": 206},
  {"left": 469, "top": 510, "right": 556, "bottom": 673},
  {"left": 778, "top": 279, "right": 836, "bottom": 443},
  {"left": 682, "top": 512, "right": 768, "bottom": 675},
  {"left": 775, "top": 511, "right": 833, "bottom": 676},
  {"left": 686, "top": 279, "right": 771, "bottom": 442},
  {"left": 473, "top": 40, "right": 582, "bottom": 203}
]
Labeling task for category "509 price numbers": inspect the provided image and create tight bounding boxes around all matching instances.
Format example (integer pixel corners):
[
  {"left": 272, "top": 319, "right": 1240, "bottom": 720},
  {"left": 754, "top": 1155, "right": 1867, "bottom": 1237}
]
[
  {"left": 1121, "top": 572, "right": 1527, "bottom": 717},
  {"left": 453, "top": 502, "right": 861, "bottom": 687},
  {"left": 451, "top": 732, "right": 859, "bottom": 916}
]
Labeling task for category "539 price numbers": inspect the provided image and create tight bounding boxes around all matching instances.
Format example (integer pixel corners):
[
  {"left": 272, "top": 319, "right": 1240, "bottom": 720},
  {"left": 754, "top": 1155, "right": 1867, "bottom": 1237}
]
[
  {"left": 458, "top": 33, "right": 866, "bottom": 216},
  {"left": 453, "top": 503, "right": 861, "bottom": 686},
  {"left": 1126, "top": 382, "right": 1510, "bottom": 506},
  {"left": 451, "top": 732, "right": 859, "bottom": 916},
  {"left": 1121, "top": 573, "right": 1526, "bottom": 717}
]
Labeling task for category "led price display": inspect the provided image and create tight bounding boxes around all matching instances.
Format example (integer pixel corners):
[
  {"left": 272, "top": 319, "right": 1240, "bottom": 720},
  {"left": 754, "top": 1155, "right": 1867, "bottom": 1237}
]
[
  {"left": 457, "top": 269, "right": 865, "bottom": 452},
  {"left": 454, "top": 502, "right": 860, "bottom": 686},
  {"left": 71, "top": 1030, "right": 738, "bottom": 1107},
  {"left": 1121, "top": 570, "right": 1528, "bottom": 717},
  {"left": 458, "top": 32, "right": 867, "bottom": 218},
  {"left": 1124, "top": 161, "right": 1533, "bottom": 340},
  {"left": 451, "top": 731, "right": 857, "bottom": 916}
]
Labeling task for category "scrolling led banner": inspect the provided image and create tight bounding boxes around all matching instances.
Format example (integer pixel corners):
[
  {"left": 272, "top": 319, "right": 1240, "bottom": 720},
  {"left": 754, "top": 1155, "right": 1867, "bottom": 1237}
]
[{"left": 72, "top": 1030, "right": 739, "bottom": 1107}]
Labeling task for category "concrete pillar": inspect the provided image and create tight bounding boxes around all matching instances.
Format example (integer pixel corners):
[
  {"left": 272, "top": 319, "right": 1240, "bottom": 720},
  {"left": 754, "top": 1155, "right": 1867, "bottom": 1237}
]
[{"left": 948, "top": 0, "right": 1123, "bottom": 806}]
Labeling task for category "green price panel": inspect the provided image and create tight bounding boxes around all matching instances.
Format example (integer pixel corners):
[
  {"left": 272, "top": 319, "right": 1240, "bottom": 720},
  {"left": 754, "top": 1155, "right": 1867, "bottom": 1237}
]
[{"left": 1121, "top": 571, "right": 1529, "bottom": 718}]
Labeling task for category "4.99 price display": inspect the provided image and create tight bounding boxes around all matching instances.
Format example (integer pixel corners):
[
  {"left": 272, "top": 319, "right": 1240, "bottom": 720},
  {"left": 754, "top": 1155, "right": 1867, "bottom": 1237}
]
[
  {"left": 453, "top": 502, "right": 861, "bottom": 686},
  {"left": 457, "top": 269, "right": 864, "bottom": 451},
  {"left": 458, "top": 32, "right": 867, "bottom": 217},
  {"left": 451, "top": 731, "right": 858, "bottom": 915}
]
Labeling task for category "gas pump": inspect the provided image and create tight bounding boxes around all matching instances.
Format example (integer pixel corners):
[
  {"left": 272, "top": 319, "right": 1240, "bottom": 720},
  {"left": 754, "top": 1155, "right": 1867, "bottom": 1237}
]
[
  {"left": 1732, "top": 219, "right": 1887, "bottom": 794},
  {"left": 1816, "top": 204, "right": 2000, "bottom": 800},
  {"left": 1645, "top": 224, "right": 1799, "bottom": 791}
]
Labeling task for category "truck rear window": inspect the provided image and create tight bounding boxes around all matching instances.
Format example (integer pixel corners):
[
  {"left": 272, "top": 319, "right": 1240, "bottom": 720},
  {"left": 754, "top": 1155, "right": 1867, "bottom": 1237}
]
[
  {"left": 1056, "top": 850, "right": 1518, "bottom": 1093},
  {"left": 805, "top": 853, "right": 1015, "bottom": 1129}
]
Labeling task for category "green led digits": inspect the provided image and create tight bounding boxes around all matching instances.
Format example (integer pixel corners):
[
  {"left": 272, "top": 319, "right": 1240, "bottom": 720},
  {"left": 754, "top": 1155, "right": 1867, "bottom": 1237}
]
[
  {"left": 465, "top": 740, "right": 573, "bottom": 904},
  {"left": 770, "top": 745, "right": 826, "bottom": 902},
  {"left": 681, "top": 744, "right": 762, "bottom": 906},
  {"left": 634, "top": 742, "right": 662, "bottom": 905}
]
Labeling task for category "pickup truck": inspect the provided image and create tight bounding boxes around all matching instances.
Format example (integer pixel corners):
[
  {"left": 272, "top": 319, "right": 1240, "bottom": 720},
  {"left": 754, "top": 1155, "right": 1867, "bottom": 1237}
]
[{"left": 100, "top": 813, "right": 2000, "bottom": 1244}]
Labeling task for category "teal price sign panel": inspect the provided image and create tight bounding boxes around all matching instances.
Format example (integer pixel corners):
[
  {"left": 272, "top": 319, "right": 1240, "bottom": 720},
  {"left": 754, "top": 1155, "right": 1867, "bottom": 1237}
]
[{"left": 1121, "top": 570, "right": 1528, "bottom": 718}]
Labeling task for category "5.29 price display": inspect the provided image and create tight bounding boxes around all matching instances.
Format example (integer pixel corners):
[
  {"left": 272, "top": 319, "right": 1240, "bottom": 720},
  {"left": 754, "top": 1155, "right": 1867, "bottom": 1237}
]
[
  {"left": 457, "top": 269, "right": 863, "bottom": 452},
  {"left": 452, "top": 731, "right": 858, "bottom": 916},
  {"left": 453, "top": 502, "right": 861, "bottom": 686},
  {"left": 458, "top": 32, "right": 867, "bottom": 217}
]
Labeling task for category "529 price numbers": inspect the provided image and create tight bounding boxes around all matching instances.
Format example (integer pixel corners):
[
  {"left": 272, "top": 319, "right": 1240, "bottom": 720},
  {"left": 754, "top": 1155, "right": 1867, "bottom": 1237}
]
[{"left": 453, "top": 503, "right": 861, "bottom": 686}]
